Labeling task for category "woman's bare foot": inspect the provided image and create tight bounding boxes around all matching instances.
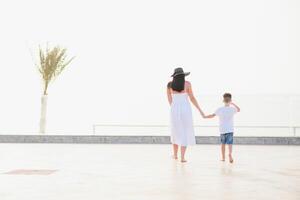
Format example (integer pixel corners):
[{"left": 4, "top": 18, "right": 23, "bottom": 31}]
[
  {"left": 229, "top": 155, "right": 234, "bottom": 163},
  {"left": 220, "top": 159, "right": 225, "bottom": 162},
  {"left": 173, "top": 155, "right": 178, "bottom": 160}
]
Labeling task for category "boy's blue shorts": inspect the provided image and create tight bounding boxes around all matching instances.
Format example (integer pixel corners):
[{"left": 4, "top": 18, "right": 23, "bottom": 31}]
[{"left": 220, "top": 132, "right": 233, "bottom": 144}]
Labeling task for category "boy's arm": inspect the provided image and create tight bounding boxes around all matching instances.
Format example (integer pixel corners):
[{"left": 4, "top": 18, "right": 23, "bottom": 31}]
[
  {"left": 230, "top": 102, "right": 240, "bottom": 112},
  {"left": 204, "top": 114, "right": 216, "bottom": 118}
]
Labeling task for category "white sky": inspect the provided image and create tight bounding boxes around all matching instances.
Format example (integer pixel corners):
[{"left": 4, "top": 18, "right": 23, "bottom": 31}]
[{"left": 0, "top": 0, "right": 299, "bottom": 134}]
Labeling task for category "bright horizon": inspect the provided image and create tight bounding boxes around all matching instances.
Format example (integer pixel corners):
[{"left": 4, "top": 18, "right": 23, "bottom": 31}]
[{"left": 0, "top": 0, "right": 299, "bottom": 134}]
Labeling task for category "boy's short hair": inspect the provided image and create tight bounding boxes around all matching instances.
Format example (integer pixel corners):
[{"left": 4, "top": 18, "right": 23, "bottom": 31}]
[{"left": 223, "top": 93, "right": 232, "bottom": 103}]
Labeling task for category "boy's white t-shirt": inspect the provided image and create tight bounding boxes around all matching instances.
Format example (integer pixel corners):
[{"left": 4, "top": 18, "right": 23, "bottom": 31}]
[{"left": 214, "top": 106, "right": 237, "bottom": 134}]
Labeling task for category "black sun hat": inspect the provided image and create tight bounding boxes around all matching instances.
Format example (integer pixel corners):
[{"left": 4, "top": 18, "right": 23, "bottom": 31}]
[{"left": 171, "top": 67, "right": 190, "bottom": 77}]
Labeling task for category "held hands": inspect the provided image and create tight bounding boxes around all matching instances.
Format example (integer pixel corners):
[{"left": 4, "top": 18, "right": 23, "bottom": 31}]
[
  {"left": 199, "top": 108, "right": 214, "bottom": 119},
  {"left": 198, "top": 107, "right": 216, "bottom": 119},
  {"left": 203, "top": 114, "right": 216, "bottom": 119},
  {"left": 198, "top": 108, "right": 212, "bottom": 119},
  {"left": 198, "top": 109, "right": 206, "bottom": 118}
]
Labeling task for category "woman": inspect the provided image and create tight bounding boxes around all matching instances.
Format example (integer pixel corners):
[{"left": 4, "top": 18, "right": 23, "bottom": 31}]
[{"left": 167, "top": 68, "right": 205, "bottom": 162}]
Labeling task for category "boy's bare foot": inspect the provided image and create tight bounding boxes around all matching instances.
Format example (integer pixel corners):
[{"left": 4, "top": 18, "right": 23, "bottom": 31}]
[
  {"left": 173, "top": 155, "right": 178, "bottom": 160},
  {"left": 181, "top": 159, "right": 187, "bottom": 163}
]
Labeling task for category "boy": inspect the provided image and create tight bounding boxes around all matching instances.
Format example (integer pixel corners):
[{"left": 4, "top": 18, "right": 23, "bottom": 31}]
[{"left": 204, "top": 93, "right": 240, "bottom": 163}]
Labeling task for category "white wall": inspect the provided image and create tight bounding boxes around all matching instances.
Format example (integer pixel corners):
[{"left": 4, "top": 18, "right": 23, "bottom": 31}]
[{"left": 0, "top": 0, "right": 299, "bottom": 134}]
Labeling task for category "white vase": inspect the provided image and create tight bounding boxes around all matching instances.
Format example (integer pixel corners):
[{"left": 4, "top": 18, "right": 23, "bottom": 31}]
[{"left": 39, "top": 95, "right": 48, "bottom": 134}]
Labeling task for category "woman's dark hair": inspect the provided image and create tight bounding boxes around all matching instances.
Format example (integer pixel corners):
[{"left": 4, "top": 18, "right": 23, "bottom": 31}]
[{"left": 168, "top": 74, "right": 185, "bottom": 92}]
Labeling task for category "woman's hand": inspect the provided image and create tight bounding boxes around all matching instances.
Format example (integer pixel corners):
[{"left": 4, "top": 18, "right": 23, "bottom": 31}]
[
  {"left": 198, "top": 108, "right": 206, "bottom": 118},
  {"left": 204, "top": 114, "right": 216, "bottom": 119}
]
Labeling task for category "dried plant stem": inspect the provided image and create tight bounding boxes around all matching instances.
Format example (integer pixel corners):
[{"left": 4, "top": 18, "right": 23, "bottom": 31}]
[{"left": 36, "top": 45, "right": 74, "bottom": 133}]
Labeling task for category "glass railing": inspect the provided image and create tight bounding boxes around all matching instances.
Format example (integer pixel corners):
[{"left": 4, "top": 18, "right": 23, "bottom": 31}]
[{"left": 92, "top": 124, "right": 300, "bottom": 137}]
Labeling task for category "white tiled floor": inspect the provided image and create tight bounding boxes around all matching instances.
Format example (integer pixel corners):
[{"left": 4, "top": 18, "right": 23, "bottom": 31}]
[{"left": 0, "top": 144, "right": 299, "bottom": 200}]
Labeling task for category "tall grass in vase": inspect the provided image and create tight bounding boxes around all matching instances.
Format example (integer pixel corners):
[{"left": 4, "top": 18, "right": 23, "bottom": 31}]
[{"left": 36, "top": 45, "right": 74, "bottom": 134}]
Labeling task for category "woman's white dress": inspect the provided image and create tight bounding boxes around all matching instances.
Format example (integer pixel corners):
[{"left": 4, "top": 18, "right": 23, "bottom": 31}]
[{"left": 170, "top": 93, "right": 196, "bottom": 146}]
